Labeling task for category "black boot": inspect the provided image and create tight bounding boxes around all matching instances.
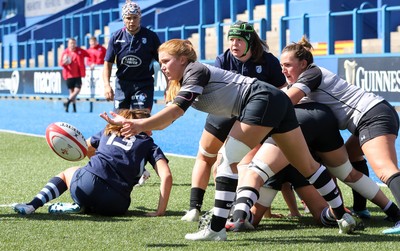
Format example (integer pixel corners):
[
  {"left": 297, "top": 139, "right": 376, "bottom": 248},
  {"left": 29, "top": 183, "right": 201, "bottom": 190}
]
[
  {"left": 73, "top": 103, "right": 77, "bottom": 113},
  {"left": 63, "top": 99, "right": 70, "bottom": 113}
]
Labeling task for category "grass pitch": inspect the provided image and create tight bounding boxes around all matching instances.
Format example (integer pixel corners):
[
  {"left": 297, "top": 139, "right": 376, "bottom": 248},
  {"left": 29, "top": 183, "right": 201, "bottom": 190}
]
[{"left": 0, "top": 131, "right": 399, "bottom": 250}]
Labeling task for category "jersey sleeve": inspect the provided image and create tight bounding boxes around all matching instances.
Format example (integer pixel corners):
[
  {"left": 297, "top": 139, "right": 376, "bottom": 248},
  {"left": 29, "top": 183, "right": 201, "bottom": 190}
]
[
  {"left": 291, "top": 64, "right": 322, "bottom": 95},
  {"left": 104, "top": 32, "right": 117, "bottom": 63},
  {"left": 147, "top": 142, "right": 168, "bottom": 167},
  {"left": 90, "top": 130, "right": 103, "bottom": 149},
  {"left": 179, "top": 62, "right": 211, "bottom": 94},
  {"left": 172, "top": 62, "right": 210, "bottom": 109}
]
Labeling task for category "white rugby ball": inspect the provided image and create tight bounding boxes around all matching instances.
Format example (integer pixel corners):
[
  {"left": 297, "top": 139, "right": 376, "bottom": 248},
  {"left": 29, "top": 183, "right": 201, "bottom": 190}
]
[
  {"left": 45, "top": 122, "right": 88, "bottom": 161},
  {"left": 63, "top": 54, "right": 71, "bottom": 65}
]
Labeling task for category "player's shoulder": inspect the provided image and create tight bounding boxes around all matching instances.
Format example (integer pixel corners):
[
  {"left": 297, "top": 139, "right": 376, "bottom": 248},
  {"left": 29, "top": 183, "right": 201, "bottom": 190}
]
[
  {"left": 111, "top": 28, "right": 126, "bottom": 39},
  {"left": 141, "top": 27, "right": 160, "bottom": 41}
]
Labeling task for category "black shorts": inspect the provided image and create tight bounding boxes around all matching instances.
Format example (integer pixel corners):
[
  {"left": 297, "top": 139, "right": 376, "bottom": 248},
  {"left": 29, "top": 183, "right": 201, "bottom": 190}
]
[
  {"left": 204, "top": 115, "right": 236, "bottom": 143},
  {"left": 205, "top": 81, "right": 298, "bottom": 140},
  {"left": 70, "top": 168, "right": 130, "bottom": 216},
  {"left": 114, "top": 79, "right": 154, "bottom": 110},
  {"left": 66, "top": 77, "right": 82, "bottom": 89},
  {"left": 295, "top": 102, "right": 344, "bottom": 152},
  {"left": 240, "top": 81, "right": 299, "bottom": 133},
  {"left": 356, "top": 100, "right": 399, "bottom": 146},
  {"left": 264, "top": 164, "right": 310, "bottom": 190}
]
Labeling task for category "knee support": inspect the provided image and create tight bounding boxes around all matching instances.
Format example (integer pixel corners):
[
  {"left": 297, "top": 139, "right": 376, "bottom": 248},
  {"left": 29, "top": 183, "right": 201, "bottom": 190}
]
[
  {"left": 326, "top": 160, "right": 352, "bottom": 181},
  {"left": 248, "top": 158, "right": 276, "bottom": 183},
  {"left": 198, "top": 144, "right": 218, "bottom": 158},
  {"left": 327, "top": 160, "right": 379, "bottom": 200},
  {"left": 257, "top": 186, "right": 278, "bottom": 207},
  {"left": 216, "top": 136, "right": 251, "bottom": 179}
]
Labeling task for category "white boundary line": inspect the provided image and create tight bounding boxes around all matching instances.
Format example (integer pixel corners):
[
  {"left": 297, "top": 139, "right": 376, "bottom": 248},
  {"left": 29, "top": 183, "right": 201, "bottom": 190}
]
[{"left": 0, "top": 129, "right": 195, "bottom": 159}]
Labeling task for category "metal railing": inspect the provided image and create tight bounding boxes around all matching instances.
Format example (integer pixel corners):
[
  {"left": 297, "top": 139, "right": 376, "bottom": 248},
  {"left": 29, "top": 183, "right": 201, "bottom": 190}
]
[
  {"left": 280, "top": 4, "right": 400, "bottom": 54},
  {"left": 2, "top": 2, "right": 400, "bottom": 69}
]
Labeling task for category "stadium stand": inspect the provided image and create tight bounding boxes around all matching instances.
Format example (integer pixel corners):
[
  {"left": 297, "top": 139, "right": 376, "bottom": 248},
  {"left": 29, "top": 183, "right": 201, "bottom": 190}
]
[
  {"left": 0, "top": 0, "right": 400, "bottom": 105},
  {"left": 2, "top": 0, "right": 400, "bottom": 67}
]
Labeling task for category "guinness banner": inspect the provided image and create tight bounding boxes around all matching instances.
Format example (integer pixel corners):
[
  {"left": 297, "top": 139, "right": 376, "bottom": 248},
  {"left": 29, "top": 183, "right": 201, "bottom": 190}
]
[{"left": 338, "top": 57, "right": 400, "bottom": 103}]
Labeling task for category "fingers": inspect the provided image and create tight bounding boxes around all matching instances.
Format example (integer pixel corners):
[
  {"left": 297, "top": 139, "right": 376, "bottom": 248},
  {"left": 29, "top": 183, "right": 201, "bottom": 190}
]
[
  {"left": 121, "top": 125, "right": 137, "bottom": 138},
  {"left": 104, "top": 90, "right": 114, "bottom": 101},
  {"left": 99, "top": 112, "right": 110, "bottom": 121}
]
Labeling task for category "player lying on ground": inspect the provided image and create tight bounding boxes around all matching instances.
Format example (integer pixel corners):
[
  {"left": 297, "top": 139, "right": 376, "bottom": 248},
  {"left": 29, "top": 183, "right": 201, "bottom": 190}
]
[{"left": 13, "top": 109, "right": 172, "bottom": 216}]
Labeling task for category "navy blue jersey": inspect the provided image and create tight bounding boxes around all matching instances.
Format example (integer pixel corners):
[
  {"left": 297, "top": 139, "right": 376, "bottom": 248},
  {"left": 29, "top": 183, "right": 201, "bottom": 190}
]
[
  {"left": 104, "top": 27, "right": 161, "bottom": 82},
  {"left": 214, "top": 49, "right": 286, "bottom": 88},
  {"left": 83, "top": 130, "right": 168, "bottom": 199}
]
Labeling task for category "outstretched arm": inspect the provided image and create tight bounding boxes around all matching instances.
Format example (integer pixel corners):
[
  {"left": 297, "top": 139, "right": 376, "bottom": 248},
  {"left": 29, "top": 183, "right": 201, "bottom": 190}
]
[
  {"left": 100, "top": 104, "right": 185, "bottom": 137},
  {"left": 146, "top": 158, "right": 173, "bottom": 217}
]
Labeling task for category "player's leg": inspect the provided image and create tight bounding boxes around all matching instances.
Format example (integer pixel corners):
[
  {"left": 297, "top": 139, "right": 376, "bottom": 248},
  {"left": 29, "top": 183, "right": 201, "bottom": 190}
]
[
  {"left": 321, "top": 146, "right": 400, "bottom": 222},
  {"left": 250, "top": 186, "right": 279, "bottom": 227},
  {"left": 13, "top": 166, "right": 80, "bottom": 215},
  {"left": 132, "top": 84, "right": 154, "bottom": 111},
  {"left": 345, "top": 135, "right": 370, "bottom": 218},
  {"left": 182, "top": 115, "right": 234, "bottom": 221},
  {"left": 272, "top": 128, "right": 356, "bottom": 234},
  {"left": 185, "top": 121, "right": 271, "bottom": 241},
  {"left": 67, "top": 78, "right": 82, "bottom": 112},
  {"left": 181, "top": 130, "right": 222, "bottom": 221}
]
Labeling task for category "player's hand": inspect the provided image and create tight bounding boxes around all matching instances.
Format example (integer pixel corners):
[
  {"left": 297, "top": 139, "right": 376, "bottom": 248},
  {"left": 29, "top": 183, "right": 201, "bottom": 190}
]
[
  {"left": 104, "top": 85, "right": 114, "bottom": 101},
  {"left": 145, "top": 211, "right": 165, "bottom": 217},
  {"left": 100, "top": 111, "right": 125, "bottom": 125}
]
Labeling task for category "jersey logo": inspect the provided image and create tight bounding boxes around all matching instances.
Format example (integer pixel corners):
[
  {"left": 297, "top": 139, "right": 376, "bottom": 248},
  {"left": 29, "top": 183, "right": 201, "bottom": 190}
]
[
  {"left": 121, "top": 55, "right": 142, "bottom": 67},
  {"left": 142, "top": 37, "right": 147, "bottom": 44},
  {"left": 256, "top": 65, "right": 262, "bottom": 73}
]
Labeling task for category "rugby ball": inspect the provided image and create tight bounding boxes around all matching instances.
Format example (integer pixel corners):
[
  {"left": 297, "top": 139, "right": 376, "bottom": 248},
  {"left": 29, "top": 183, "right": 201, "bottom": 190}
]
[
  {"left": 45, "top": 122, "right": 88, "bottom": 161},
  {"left": 63, "top": 54, "right": 71, "bottom": 65}
]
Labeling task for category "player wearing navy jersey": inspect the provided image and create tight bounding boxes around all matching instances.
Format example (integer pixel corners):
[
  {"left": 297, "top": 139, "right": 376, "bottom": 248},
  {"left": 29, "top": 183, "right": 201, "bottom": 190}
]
[
  {"left": 280, "top": 36, "right": 400, "bottom": 234},
  {"left": 103, "top": 1, "right": 161, "bottom": 111},
  {"left": 100, "top": 39, "right": 356, "bottom": 241},
  {"left": 13, "top": 109, "right": 172, "bottom": 216},
  {"left": 181, "top": 21, "right": 288, "bottom": 222}
]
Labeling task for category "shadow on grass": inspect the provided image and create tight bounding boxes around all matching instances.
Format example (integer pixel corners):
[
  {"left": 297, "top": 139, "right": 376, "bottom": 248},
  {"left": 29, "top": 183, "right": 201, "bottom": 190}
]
[{"left": 2, "top": 207, "right": 188, "bottom": 222}]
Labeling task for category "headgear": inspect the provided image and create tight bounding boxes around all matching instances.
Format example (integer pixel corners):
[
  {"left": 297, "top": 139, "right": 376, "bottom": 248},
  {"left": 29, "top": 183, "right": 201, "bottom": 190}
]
[
  {"left": 122, "top": 0, "right": 141, "bottom": 19},
  {"left": 227, "top": 21, "right": 255, "bottom": 56}
]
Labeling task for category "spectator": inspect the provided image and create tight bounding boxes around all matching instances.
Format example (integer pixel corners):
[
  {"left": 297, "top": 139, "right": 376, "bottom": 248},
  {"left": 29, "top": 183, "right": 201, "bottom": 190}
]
[
  {"left": 59, "top": 38, "right": 90, "bottom": 113},
  {"left": 87, "top": 36, "right": 106, "bottom": 69}
]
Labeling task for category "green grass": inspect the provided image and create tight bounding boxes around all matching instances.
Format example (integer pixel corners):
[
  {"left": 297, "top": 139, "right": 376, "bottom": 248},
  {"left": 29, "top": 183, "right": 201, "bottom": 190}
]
[{"left": 0, "top": 131, "right": 399, "bottom": 250}]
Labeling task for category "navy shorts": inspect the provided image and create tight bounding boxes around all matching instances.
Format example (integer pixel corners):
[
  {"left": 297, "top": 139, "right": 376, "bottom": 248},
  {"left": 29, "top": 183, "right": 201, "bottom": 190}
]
[
  {"left": 114, "top": 79, "right": 154, "bottom": 111},
  {"left": 66, "top": 77, "right": 82, "bottom": 89},
  {"left": 70, "top": 168, "right": 130, "bottom": 216},
  {"left": 264, "top": 164, "right": 310, "bottom": 190},
  {"left": 356, "top": 100, "right": 399, "bottom": 146}
]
